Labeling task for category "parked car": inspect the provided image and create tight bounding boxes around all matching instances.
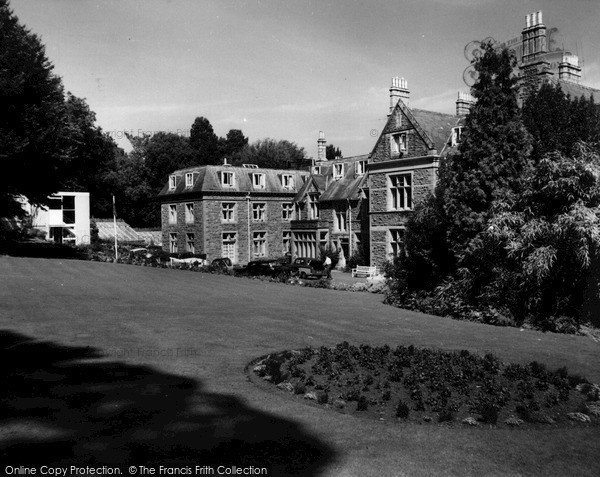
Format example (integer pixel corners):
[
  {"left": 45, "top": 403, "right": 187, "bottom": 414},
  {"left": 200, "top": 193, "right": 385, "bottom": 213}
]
[
  {"left": 238, "top": 259, "right": 292, "bottom": 279},
  {"left": 290, "top": 257, "right": 326, "bottom": 279},
  {"left": 211, "top": 257, "right": 234, "bottom": 273}
]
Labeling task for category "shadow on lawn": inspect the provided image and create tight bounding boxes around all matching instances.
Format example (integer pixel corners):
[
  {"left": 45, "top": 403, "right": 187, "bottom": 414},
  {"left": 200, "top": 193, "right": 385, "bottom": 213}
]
[{"left": 0, "top": 330, "right": 336, "bottom": 475}]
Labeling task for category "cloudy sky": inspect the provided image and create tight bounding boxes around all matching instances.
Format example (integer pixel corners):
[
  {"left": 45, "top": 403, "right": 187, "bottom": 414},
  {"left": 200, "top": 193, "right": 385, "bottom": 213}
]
[{"left": 11, "top": 0, "right": 600, "bottom": 158}]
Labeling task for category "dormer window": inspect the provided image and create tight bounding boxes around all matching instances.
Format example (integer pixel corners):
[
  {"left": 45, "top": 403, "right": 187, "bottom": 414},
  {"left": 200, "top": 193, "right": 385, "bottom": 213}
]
[
  {"left": 282, "top": 174, "right": 294, "bottom": 190},
  {"left": 333, "top": 163, "right": 344, "bottom": 181},
  {"left": 169, "top": 175, "right": 177, "bottom": 190},
  {"left": 221, "top": 171, "right": 235, "bottom": 188},
  {"left": 252, "top": 173, "right": 266, "bottom": 189},
  {"left": 312, "top": 166, "right": 321, "bottom": 174},
  {"left": 185, "top": 173, "right": 194, "bottom": 188},
  {"left": 356, "top": 160, "right": 366, "bottom": 176},
  {"left": 391, "top": 132, "right": 407, "bottom": 155},
  {"left": 450, "top": 127, "right": 463, "bottom": 147}
]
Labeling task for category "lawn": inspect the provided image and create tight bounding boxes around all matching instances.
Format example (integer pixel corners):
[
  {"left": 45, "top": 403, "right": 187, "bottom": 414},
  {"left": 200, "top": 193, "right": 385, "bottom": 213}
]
[{"left": 1, "top": 256, "right": 599, "bottom": 476}]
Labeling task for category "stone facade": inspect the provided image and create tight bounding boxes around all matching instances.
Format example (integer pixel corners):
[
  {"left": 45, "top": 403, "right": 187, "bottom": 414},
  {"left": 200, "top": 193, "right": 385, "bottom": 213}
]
[{"left": 158, "top": 165, "right": 309, "bottom": 264}]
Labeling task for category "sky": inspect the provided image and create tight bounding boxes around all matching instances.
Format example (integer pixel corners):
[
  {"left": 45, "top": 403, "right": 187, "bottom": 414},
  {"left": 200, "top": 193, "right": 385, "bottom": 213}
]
[{"left": 10, "top": 0, "right": 600, "bottom": 158}]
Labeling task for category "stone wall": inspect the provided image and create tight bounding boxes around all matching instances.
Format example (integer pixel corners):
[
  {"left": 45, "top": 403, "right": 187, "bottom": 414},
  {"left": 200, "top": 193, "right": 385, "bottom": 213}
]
[{"left": 161, "top": 194, "right": 295, "bottom": 263}]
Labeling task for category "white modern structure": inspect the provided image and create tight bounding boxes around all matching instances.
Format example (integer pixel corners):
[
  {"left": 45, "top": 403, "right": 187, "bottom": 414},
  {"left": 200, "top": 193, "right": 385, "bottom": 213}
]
[{"left": 25, "top": 192, "right": 91, "bottom": 245}]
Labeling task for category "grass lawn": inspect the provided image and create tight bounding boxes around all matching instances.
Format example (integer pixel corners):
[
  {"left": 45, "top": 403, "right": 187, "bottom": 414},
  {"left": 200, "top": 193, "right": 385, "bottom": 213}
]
[{"left": 1, "top": 256, "right": 599, "bottom": 476}]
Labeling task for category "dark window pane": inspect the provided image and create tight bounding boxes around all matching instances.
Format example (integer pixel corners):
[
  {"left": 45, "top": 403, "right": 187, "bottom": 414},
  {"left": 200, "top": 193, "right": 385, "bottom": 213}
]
[
  {"left": 62, "top": 195, "right": 75, "bottom": 210},
  {"left": 63, "top": 210, "right": 75, "bottom": 224}
]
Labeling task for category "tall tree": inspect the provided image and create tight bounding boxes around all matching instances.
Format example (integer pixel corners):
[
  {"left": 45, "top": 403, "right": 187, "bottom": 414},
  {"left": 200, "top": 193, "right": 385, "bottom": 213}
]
[
  {"left": 60, "top": 93, "right": 122, "bottom": 218},
  {"left": 522, "top": 84, "right": 600, "bottom": 162},
  {"left": 189, "top": 116, "right": 220, "bottom": 165},
  {"left": 325, "top": 144, "right": 342, "bottom": 160},
  {"left": 0, "top": 0, "right": 68, "bottom": 219},
  {"left": 440, "top": 41, "right": 532, "bottom": 258},
  {"left": 230, "top": 138, "right": 308, "bottom": 169},
  {"left": 219, "top": 129, "right": 248, "bottom": 159}
]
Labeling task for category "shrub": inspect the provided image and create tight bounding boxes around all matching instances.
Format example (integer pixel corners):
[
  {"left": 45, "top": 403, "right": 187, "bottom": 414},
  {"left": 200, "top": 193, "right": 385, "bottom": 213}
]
[
  {"left": 438, "top": 408, "right": 454, "bottom": 423},
  {"left": 345, "top": 250, "right": 366, "bottom": 273},
  {"left": 317, "top": 392, "right": 329, "bottom": 404},
  {"left": 293, "top": 382, "right": 306, "bottom": 395},
  {"left": 356, "top": 396, "right": 368, "bottom": 411},
  {"left": 480, "top": 404, "right": 499, "bottom": 424},
  {"left": 396, "top": 400, "right": 410, "bottom": 419}
]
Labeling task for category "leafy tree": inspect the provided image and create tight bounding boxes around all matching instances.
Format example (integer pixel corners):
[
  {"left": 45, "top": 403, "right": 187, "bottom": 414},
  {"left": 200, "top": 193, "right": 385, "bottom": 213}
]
[
  {"left": 143, "top": 132, "right": 196, "bottom": 190},
  {"left": 219, "top": 129, "right": 248, "bottom": 159},
  {"left": 60, "top": 93, "right": 122, "bottom": 218},
  {"left": 325, "top": 144, "right": 342, "bottom": 160},
  {"left": 230, "top": 138, "right": 308, "bottom": 169},
  {"left": 523, "top": 84, "right": 600, "bottom": 162},
  {"left": 440, "top": 41, "right": 532, "bottom": 259},
  {"left": 475, "top": 143, "right": 600, "bottom": 328},
  {"left": 189, "top": 116, "right": 220, "bottom": 165},
  {"left": 0, "top": 0, "right": 68, "bottom": 219}
]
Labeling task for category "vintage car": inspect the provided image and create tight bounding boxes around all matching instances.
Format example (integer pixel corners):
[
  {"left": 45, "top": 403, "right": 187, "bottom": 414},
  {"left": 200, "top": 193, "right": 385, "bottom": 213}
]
[{"left": 290, "top": 257, "right": 326, "bottom": 279}]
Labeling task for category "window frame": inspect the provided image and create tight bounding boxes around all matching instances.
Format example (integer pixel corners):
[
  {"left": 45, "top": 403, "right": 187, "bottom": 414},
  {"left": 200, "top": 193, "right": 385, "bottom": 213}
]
[
  {"left": 391, "top": 132, "right": 408, "bottom": 155},
  {"left": 308, "top": 193, "right": 320, "bottom": 220},
  {"left": 169, "top": 233, "right": 178, "bottom": 253},
  {"left": 168, "top": 204, "right": 177, "bottom": 225},
  {"left": 388, "top": 228, "right": 405, "bottom": 258},
  {"left": 221, "top": 202, "right": 236, "bottom": 223},
  {"left": 221, "top": 171, "right": 235, "bottom": 188},
  {"left": 185, "top": 202, "right": 194, "bottom": 224},
  {"left": 388, "top": 173, "right": 413, "bottom": 211},
  {"left": 252, "top": 202, "right": 266, "bottom": 222},
  {"left": 222, "top": 232, "right": 237, "bottom": 262},
  {"left": 281, "top": 202, "right": 294, "bottom": 221},
  {"left": 186, "top": 233, "right": 195, "bottom": 253},
  {"left": 252, "top": 231, "right": 267, "bottom": 257},
  {"left": 334, "top": 204, "right": 347, "bottom": 232},
  {"left": 252, "top": 173, "right": 266, "bottom": 189},
  {"left": 185, "top": 172, "right": 194, "bottom": 188},
  {"left": 333, "top": 163, "right": 344, "bottom": 181},
  {"left": 282, "top": 174, "right": 294, "bottom": 190},
  {"left": 169, "top": 175, "right": 177, "bottom": 190}
]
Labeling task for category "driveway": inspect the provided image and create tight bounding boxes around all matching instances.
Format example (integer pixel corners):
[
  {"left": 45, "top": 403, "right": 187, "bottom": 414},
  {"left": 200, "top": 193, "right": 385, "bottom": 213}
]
[{"left": 1, "top": 256, "right": 599, "bottom": 476}]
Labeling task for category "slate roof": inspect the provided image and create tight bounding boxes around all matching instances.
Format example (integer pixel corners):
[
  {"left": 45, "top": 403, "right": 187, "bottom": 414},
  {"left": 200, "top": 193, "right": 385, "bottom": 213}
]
[
  {"left": 410, "top": 108, "right": 462, "bottom": 153},
  {"left": 158, "top": 165, "right": 310, "bottom": 198},
  {"left": 294, "top": 155, "right": 369, "bottom": 203},
  {"left": 557, "top": 79, "right": 599, "bottom": 102}
]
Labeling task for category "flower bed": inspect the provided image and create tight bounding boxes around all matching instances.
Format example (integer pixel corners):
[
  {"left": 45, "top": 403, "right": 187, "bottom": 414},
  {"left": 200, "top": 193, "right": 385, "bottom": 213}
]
[{"left": 250, "top": 342, "right": 600, "bottom": 428}]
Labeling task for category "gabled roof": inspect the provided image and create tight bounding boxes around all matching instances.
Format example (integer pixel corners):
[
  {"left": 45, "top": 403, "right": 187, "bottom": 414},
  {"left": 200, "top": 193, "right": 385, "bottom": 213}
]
[
  {"left": 158, "top": 165, "right": 310, "bottom": 197},
  {"left": 319, "top": 160, "right": 368, "bottom": 202},
  {"left": 294, "top": 155, "right": 369, "bottom": 203},
  {"left": 411, "top": 108, "right": 462, "bottom": 153},
  {"left": 370, "top": 98, "right": 462, "bottom": 159}
]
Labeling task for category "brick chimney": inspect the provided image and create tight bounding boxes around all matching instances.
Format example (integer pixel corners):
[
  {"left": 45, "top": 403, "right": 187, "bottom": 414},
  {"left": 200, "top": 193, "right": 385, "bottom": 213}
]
[
  {"left": 456, "top": 91, "right": 474, "bottom": 116},
  {"left": 389, "top": 76, "right": 409, "bottom": 115},
  {"left": 559, "top": 53, "right": 582, "bottom": 83},
  {"left": 317, "top": 130, "right": 327, "bottom": 162},
  {"left": 521, "top": 11, "right": 547, "bottom": 64}
]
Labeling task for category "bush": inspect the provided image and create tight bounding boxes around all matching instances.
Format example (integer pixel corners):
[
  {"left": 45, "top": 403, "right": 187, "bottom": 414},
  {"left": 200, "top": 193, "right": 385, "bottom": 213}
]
[
  {"left": 345, "top": 250, "right": 366, "bottom": 273},
  {"left": 356, "top": 396, "right": 368, "bottom": 411},
  {"left": 396, "top": 400, "right": 410, "bottom": 419},
  {"left": 480, "top": 404, "right": 499, "bottom": 424}
]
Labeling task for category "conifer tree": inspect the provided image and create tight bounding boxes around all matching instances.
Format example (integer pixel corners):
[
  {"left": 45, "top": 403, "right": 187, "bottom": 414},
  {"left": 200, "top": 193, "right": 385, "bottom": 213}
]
[{"left": 440, "top": 41, "right": 532, "bottom": 258}]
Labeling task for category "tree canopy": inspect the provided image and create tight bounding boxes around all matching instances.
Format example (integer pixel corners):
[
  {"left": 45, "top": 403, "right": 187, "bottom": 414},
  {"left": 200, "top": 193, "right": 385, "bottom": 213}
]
[
  {"left": 230, "top": 138, "right": 308, "bottom": 169},
  {"left": 325, "top": 144, "right": 342, "bottom": 160},
  {"left": 440, "top": 41, "right": 532, "bottom": 257},
  {"left": 0, "top": 0, "right": 68, "bottom": 218}
]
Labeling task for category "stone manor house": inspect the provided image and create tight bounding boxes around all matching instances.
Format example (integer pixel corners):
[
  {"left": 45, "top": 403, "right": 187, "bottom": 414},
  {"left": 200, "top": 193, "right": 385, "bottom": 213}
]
[{"left": 158, "top": 10, "right": 599, "bottom": 267}]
